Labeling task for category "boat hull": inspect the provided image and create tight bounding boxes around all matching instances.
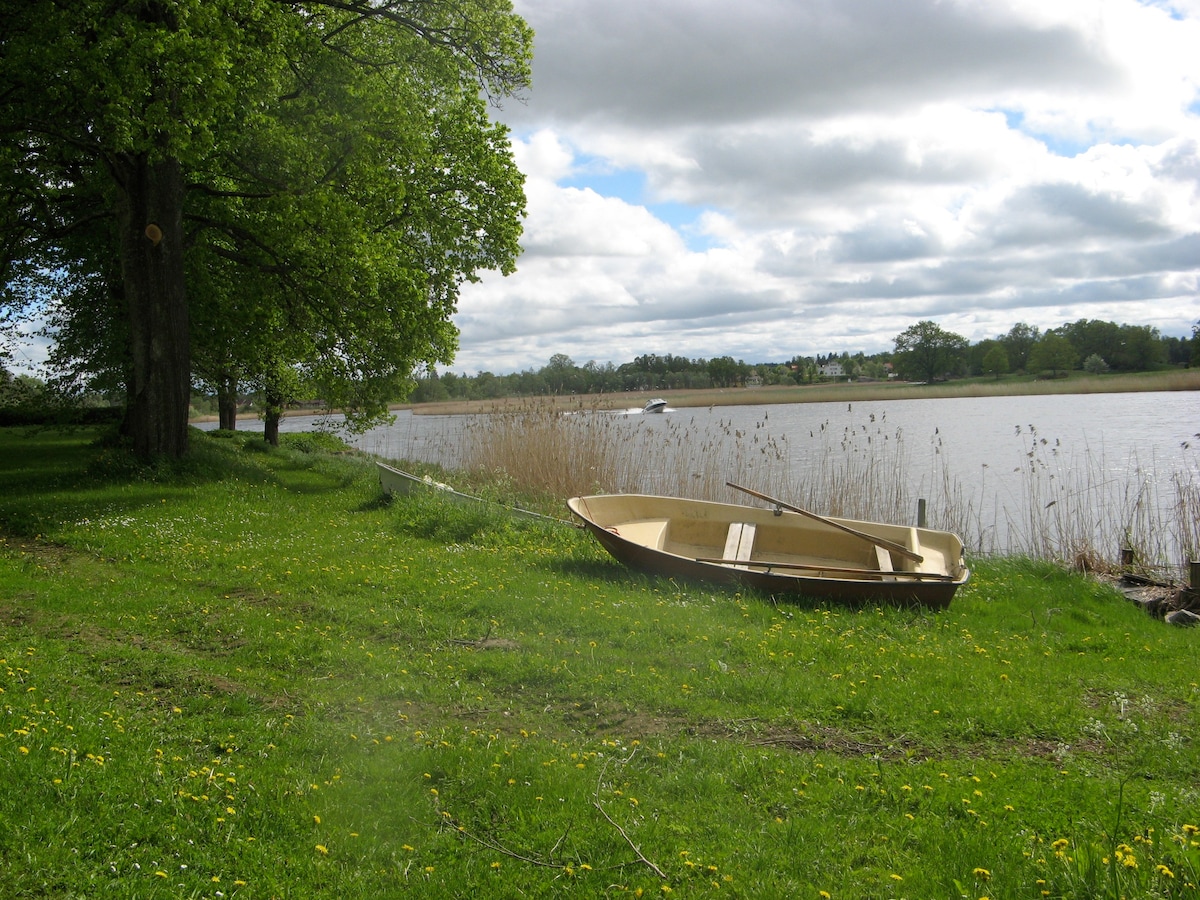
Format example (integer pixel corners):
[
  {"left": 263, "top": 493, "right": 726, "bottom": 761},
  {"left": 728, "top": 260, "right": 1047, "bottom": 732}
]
[{"left": 567, "top": 493, "right": 968, "bottom": 607}]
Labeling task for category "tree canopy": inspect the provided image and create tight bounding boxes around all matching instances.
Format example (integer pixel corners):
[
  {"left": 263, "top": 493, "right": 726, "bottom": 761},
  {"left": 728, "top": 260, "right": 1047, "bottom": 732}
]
[
  {"left": 1029, "top": 331, "right": 1078, "bottom": 377},
  {"left": 1, "top": 0, "right": 532, "bottom": 456},
  {"left": 892, "top": 321, "right": 968, "bottom": 383}
]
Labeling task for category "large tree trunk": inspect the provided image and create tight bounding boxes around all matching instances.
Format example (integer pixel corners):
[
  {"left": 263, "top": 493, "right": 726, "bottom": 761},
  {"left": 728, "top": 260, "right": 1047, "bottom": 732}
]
[
  {"left": 115, "top": 154, "right": 191, "bottom": 459},
  {"left": 263, "top": 407, "right": 281, "bottom": 447},
  {"left": 217, "top": 372, "right": 239, "bottom": 431},
  {"left": 261, "top": 367, "right": 289, "bottom": 448}
]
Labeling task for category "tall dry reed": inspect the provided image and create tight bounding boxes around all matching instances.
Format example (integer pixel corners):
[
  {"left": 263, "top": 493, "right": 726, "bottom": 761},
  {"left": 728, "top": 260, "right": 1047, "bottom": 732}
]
[
  {"left": 998, "top": 427, "right": 1193, "bottom": 576},
  {"left": 1171, "top": 465, "right": 1200, "bottom": 568}
]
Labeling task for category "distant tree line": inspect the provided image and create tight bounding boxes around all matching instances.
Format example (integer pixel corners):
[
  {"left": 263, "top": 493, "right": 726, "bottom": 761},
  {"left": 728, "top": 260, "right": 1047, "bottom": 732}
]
[
  {"left": 4, "top": 316, "right": 1195, "bottom": 416},
  {"left": 892, "top": 318, "right": 1194, "bottom": 383},
  {"left": 408, "top": 318, "right": 1200, "bottom": 403}
]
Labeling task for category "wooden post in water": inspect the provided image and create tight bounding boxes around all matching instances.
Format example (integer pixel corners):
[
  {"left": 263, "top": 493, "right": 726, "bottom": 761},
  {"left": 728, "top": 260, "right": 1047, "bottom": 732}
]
[{"left": 917, "top": 498, "right": 927, "bottom": 528}]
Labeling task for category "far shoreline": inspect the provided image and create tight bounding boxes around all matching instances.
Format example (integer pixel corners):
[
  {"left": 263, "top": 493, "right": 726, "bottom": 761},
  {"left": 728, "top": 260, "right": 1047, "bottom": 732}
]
[
  {"left": 395, "top": 369, "right": 1200, "bottom": 416},
  {"left": 190, "top": 369, "right": 1199, "bottom": 423}
]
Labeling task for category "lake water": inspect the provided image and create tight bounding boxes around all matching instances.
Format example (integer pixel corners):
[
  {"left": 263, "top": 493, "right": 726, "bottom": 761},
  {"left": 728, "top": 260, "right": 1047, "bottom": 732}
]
[{"left": 202, "top": 391, "right": 1199, "bottom": 569}]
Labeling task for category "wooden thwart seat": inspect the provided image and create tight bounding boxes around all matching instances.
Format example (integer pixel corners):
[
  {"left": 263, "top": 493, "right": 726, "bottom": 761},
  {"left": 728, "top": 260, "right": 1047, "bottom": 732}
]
[
  {"left": 723, "top": 522, "right": 757, "bottom": 568},
  {"left": 875, "top": 545, "right": 896, "bottom": 581}
]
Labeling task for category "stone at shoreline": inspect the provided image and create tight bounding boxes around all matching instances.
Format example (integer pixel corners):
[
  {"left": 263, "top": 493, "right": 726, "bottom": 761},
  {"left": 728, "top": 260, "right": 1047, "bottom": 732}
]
[{"left": 1165, "top": 609, "right": 1200, "bottom": 627}]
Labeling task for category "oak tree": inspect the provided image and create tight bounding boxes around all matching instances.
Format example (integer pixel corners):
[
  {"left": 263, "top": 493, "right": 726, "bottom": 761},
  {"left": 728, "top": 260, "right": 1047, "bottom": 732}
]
[
  {"left": 1, "top": 0, "right": 532, "bottom": 457},
  {"left": 1029, "top": 332, "right": 1078, "bottom": 377},
  {"left": 892, "top": 320, "right": 968, "bottom": 383}
]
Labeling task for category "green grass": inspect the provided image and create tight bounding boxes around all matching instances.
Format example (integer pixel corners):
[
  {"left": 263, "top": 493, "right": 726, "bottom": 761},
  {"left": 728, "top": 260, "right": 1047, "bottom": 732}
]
[{"left": 1, "top": 426, "right": 1198, "bottom": 898}]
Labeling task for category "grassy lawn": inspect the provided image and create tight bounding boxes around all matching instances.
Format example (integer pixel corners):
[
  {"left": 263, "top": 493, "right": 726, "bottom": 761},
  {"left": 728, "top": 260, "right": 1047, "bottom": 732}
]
[{"left": 1, "top": 427, "right": 1197, "bottom": 898}]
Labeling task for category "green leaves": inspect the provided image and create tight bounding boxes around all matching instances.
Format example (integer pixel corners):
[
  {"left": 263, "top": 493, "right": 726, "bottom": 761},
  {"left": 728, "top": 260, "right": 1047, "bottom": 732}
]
[
  {"left": 892, "top": 320, "right": 969, "bottom": 382},
  {"left": 3, "top": 0, "right": 533, "bottom": 451}
]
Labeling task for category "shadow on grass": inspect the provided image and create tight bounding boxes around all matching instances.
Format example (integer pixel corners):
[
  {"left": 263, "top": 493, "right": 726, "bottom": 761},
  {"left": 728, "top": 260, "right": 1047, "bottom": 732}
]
[
  {"left": 549, "top": 556, "right": 635, "bottom": 583},
  {"left": 0, "top": 425, "right": 371, "bottom": 538}
]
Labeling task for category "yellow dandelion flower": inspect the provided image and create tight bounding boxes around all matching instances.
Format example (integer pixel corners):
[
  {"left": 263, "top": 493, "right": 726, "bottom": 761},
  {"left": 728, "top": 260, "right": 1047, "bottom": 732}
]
[
  {"left": 315, "top": 844, "right": 329, "bottom": 855},
  {"left": 972, "top": 867, "right": 991, "bottom": 880},
  {"left": 820, "top": 892, "right": 832, "bottom": 899},
  {"left": 1157, "top": 864, "right": 1174, "bottom": 878},
  {"left": 1051, "top": 838, "right": 1069, "bottom": 850},
  {"left": 313, "top": 815, "right": 321, "bottom": 824},
  {"left": 154, "top": 871, "right": 168, "bottom": 878},
  {"left": 890, "top": 874, "right": 903, "bottom": 881}
]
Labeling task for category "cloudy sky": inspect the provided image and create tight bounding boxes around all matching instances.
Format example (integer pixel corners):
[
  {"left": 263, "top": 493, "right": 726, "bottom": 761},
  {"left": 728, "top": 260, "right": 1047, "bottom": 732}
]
[{"left": 449, "top": 0, "right": 1200, "bottom": 374}]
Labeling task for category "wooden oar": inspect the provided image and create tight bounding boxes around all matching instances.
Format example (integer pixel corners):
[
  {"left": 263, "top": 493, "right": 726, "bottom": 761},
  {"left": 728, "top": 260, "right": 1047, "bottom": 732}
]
[
  {"left": 726, "top": 482, "right": 924, "bottom": 565},
  {"left": 696, "top": 557, "right": 953, "bottom": 580}
]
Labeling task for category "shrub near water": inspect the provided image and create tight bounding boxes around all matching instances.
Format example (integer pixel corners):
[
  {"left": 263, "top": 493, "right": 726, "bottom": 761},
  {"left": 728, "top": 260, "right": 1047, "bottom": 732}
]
[{"left": 1, "top": 427, "right": 1198, "bottom": 898}]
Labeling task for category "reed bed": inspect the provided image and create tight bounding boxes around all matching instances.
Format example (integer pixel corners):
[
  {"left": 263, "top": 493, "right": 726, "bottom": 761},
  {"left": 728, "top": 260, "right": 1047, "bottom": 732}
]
[
  {"left": 454, "top": 402, "right": 1196, "bottom": 579},
  {"left": 459, "top": 405, "right": 779, "bottom": 500},
  {"left": 1174, "top": 466, "right": 1200, "bottom": 566},
  {"left": 998, "top": 427, "right": 1198, "bottom": 577}
]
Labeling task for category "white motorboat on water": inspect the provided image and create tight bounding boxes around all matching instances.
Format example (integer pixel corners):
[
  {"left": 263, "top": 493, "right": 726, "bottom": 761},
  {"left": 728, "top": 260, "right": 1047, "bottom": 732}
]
[{"left": 643, "top": 398, "right": 668, "bottom": 413}]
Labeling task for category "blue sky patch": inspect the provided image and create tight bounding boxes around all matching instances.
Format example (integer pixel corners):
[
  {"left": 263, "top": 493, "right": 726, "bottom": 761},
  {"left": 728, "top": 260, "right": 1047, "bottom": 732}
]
[
  {"left": 562, "top": 162, "right": 718, "bottom": 251},
  {"left": 995, "top": 108, "right": 1098, "bottom": 158}
]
